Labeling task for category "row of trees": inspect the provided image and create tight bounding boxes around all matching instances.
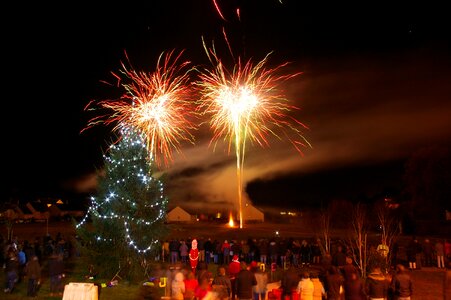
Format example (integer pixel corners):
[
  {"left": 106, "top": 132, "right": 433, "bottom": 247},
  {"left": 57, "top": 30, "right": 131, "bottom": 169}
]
[
  {"left": 317, "top": 145, "right": 451, "bottom": 277},
  {"left": 319, "top": 199, "right": 400, "bottom": 277}
]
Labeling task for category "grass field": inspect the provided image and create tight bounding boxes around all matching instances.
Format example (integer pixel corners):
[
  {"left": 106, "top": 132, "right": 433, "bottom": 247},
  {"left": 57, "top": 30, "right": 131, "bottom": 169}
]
[{"left": 1, "top": 220, "right": 449, "bottom": 299}]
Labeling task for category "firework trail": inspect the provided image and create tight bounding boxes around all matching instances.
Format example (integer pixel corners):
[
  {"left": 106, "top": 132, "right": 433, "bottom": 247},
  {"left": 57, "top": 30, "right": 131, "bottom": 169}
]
[
  {"left": 83, "top": 50, "right": 197, "bottom": 167},
  {"left": 195, "top": 41, "right": 311, "bottom": 228}
]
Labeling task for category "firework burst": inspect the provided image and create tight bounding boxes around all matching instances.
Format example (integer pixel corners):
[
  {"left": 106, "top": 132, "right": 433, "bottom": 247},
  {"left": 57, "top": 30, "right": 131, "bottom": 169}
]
[
  {"left": 83, "top": 50, "right": 197, "bottom": 167},
  {"left": 194, "top": 43, "right": 311, "bottom": 228}
]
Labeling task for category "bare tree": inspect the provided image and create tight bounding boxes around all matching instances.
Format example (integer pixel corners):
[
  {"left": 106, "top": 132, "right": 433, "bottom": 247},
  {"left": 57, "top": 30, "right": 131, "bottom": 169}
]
[
  {"left": 319, "top": 204, "right": 332, "bottom": 254},
  {"left": 349, "top": 202, "right": 368, "bottom": 277},
  {"left": 376, "top": 199, "right": 400, "bottom": 268}
]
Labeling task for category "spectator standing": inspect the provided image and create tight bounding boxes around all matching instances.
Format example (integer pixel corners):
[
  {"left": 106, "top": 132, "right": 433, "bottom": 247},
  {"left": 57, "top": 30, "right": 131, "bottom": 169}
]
[
  {"left": 235, "top": 262, "right": 257, "bottom": 300},
  {"left": 333, "top": 245, "right": 347, "bottom": 270},
  {"left": 17, "top": 245, "right": 27, "bottom": 283},
  {"left": 4, "top": 250, "right": 19, "bottom": 294},
  {"left": 278, "top": 239, "right": 288, "bottom": 268},
  {"left": 311, "top": 240, "right": 322, "bottom": 265},
  {"left": 248, "top": 239, "right": 258, "bottom": 263},
  {"left": 391, "top": 264, "right": 413, "bottom": 300},
  {"left": 212, "top": 266, "right": 232, "bottom": 300},
  {"left": 184, "top": 270, "right": 199, "bottom": 300},
  {"left": 342, "top": 257, "right": 360, "bottom": 281},
  {"left": 251, "top": 261, "right": 268, "bottom": 300},
  {"left": 242, "top": 240, "right": 250, "bottom": 263},
  {"left": 422, "top": 238, "right": 433, "bottom": 267},
  {"left": 23, "top": 240, "right": 35, "bottom": 267},
  {"left": 343, "top": 270, "right": 366, "bottom": 300},
  {"left": 198, "top": 238, "right": 205, "bottom": 263},
  {"left": 48, "top": 253, "right": 65, "bottom": 297},
  {"left": 291, "top": 240, "right": 301, "bottom": 267},
  {"left": 195, "top": 277, "right": 212, "bottom": 300},
  {"left": 229, "top": 254, "right": 241, "bottom": 300},
  {"left": 197, "top": 262, "right": 213, "bottom": 287},
  {"left": 321, "top": 251, "right": 333, "bottom": 274},
  {"left": 413, "top": 239, "right": 423, "bottom": 270},
  {"left": 297, "top": 271, "right": 314, "bottom": 300},
  {"left": 214, "top": 239, "right": 222, "bottom": 264},
  {"left": 25, "top": 254, "right": 41, "bottom": 297},
  {"left": 0, "top": 235, "right": 5, "bottom": 269},
  {"left": 311, "top": 273, "right": 326, "bottom": 300},
  {"left": 325, "top": 266, "right": 345, "bottom": 300},
  {"left": 170, "top": 239, "right": 180, "bottom": 264},
  {"left": 445, "top": 239, "right": 451, "bottom": 267},
  {"left": 232, "top": 240, "right": 242, "bottom": 262},
  {"left": 259, "top": 239, "right": 269, "bottom": 265},
  {"left": 406, "top": 238, "right": 418, "bottom": 270},
  {"left": 162, "top": 240, "right": 169, "bottom": 263},
  {"left": 222, "top": 240, "right": 232, "bottom": 265},
  {"left": 281, "top": 263, "right": 300, "bottom": 300},
  {"left": 300, "top": 240, "right": 312, "bottom": 267},
  {"left": 268, "top": 239, "right": 278, "bottom": 266},
  {"left": 204, "top": 238, "right": 213, "bottom": 265},
  {"left": 172, "top": 271, "right": 186, "bottom": 300},
  {"left": 180, "top": 241, "right": 189, "bottom": 265},
  {"left": 365, "top": 266, "right": 388, "bottom": 300},
  {"left": 435, "top": 239, "right": 445, "bottom": 269}
]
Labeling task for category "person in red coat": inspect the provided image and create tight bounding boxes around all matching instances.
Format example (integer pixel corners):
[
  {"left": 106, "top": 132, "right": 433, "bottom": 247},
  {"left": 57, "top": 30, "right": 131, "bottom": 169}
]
[
  {"left": 189, "top": 239, "right": 199, "bottom": 274},
  {"left": 228, "top": 254, "right": 241, "bottom": 300}
]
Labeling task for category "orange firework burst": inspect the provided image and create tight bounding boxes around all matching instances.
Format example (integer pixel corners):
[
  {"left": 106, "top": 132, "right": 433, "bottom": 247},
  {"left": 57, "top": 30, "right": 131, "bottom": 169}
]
[
  {"left": 194, "top": 43, "right": 311, "bottom": 228},
  {"left": 83, "top": 50, "right": 197, "bottom": 167}
]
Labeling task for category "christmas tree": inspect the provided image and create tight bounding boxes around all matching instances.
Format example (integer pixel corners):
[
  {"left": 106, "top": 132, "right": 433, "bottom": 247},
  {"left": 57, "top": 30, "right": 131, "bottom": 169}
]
[{"left": 76, "top": 125, "right": 169, "bottom": 280}]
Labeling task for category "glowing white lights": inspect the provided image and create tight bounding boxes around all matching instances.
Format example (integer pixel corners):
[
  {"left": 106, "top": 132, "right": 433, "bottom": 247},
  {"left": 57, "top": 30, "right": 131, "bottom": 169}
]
[{"left": 76, "top": 126, "right": 168, "bottom": 254}]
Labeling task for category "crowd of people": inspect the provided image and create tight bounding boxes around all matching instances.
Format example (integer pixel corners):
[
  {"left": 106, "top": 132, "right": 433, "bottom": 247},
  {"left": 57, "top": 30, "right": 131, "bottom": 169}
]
[
  {"left": 163, "top": 237, "right": 327, "bottom": 268},
  {"left": 164, "top": 249, "right": 417, "bottom": 300},
  {"left": 160, "top": 236, "right": 450, "bottom": 300},
  {"left": 163, "top": 236, "right": 451, "bottom": 272},
  {"left": 2, "top": 232, "right": 449, "bottom": 299},
  {"left": 400, "top": 236, "right": 450, "bottom": 270},
  {"left": 1, "top": 232, "right": 71, "bottom": 297}
]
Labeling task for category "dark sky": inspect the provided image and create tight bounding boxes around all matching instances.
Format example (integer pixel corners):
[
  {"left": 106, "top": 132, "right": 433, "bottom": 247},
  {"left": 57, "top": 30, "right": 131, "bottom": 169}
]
[{"left": 3, "top": 1, "right": 451, "bottom": 211}]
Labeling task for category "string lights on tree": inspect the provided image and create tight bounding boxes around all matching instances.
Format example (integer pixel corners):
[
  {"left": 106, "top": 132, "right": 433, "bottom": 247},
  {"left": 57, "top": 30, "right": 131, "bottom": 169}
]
[{"left": 76, "top": 125, "right": 169, "bottom": 278}]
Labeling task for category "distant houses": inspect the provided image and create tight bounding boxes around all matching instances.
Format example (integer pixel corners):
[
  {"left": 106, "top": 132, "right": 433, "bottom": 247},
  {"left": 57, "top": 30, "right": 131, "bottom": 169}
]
[
  {"left": 1, "top": 198, "right": 267, "bottom": 225},
  {"left": 0, "top": 198, "right": 87, "bottom": 223},
  {"left": 165, "top": 203, "right": 265, "bottom": 224}
]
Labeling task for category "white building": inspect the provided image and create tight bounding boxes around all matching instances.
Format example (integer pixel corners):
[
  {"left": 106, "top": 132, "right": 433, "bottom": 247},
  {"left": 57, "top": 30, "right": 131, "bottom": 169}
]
[
  {"left": 242, "top": 203, "right": 264, "bottom": 222},
  {"left": 166, "top": 206, "right": 192, "bottom": 223}
]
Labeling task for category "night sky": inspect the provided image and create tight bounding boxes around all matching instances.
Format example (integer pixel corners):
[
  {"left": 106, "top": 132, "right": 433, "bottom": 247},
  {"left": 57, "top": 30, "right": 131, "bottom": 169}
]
[{"left": 3, "top": 1, "right": 451, "bottom": 212}]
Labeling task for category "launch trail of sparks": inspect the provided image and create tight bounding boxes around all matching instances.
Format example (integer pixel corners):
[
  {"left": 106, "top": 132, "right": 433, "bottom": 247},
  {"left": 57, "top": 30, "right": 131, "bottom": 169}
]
[
  {"left": 194, "top": 41, "right": 311, "bottom": 228},
  {"left": 83, "top": 50, "right": 198, "bottom": 168}
]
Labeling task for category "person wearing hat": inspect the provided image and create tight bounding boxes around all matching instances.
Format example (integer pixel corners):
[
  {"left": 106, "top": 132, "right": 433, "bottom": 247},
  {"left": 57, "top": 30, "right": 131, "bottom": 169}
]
[
  {"left": 229, "top": 254, "right": 241, "bottom": 300},
  {"left": 189, "top": 239, "right": 199, "bottom": 274}
]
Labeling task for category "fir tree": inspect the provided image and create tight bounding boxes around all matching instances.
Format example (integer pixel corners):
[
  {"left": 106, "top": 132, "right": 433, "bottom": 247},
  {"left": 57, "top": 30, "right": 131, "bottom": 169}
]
[{"left": 76, "top": 126, "right": 169, "bottom": 280}]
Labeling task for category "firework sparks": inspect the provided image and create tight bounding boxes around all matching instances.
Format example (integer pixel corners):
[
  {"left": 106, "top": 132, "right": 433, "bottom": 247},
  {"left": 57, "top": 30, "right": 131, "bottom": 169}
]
[
  {"left": 212, "top": 0, "right": 226, "bottom": 21},
  {"left": 83, "top": 50, "right": 197, "bottom": 167},
  {"left": 195, "top": 43, "right": 311, "bottom": 228}
]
